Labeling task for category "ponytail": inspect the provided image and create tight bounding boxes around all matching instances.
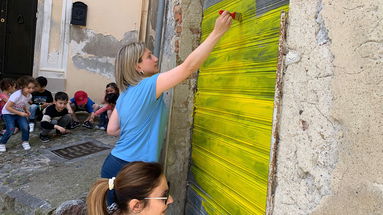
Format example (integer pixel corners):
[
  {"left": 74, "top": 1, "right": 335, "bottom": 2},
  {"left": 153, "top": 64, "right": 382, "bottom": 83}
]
[
  {"left": 87, "top": 162, "right": 163, "bottom": 215},
  {"left": 86, "top": 179, "right": 109, "bottom": 215}
]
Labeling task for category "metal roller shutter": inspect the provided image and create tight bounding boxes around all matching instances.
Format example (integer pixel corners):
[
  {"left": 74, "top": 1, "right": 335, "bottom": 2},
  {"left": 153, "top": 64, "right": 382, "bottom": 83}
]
[{"left": 186, "top": 0, "right": 288, "bottom": 214}]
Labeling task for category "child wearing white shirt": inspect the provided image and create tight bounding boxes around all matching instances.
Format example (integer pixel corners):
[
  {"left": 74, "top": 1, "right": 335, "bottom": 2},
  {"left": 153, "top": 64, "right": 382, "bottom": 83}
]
[{"left": 0, "top": 76, "right": 36, "bottom": 152}]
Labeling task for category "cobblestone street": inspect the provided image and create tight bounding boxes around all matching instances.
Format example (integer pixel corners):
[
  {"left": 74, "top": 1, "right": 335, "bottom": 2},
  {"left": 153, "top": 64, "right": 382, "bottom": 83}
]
[{"left": 0, "top": 117, "right": 118, "bottom": 214}]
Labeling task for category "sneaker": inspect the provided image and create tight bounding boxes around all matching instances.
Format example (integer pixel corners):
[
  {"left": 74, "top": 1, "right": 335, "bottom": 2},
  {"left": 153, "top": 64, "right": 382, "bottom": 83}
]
[
  {"left": 29, "top": 123, "right": 35, "bottom": 132},
  {"left": 82, "top": 121, "right": 94, "bottom": 129},
  {"left": 95, "top": 125, "right": 105, "bottom": 130},
  {"left": 22, "top": 142, "right": 31, "bottom": 150},
  {"left": 39, "top": 134, "right": 50, "bottom": 143},
  {"left": 0, "top": 144, "right": 6, "bottom": 152},
  {"left": 70, "top": 121, "right": 81, "bottom": 129}
]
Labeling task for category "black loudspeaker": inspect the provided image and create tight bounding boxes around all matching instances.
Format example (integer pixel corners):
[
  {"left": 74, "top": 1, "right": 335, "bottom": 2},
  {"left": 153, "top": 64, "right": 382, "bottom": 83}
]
[{"left": 71, "top": 2, "right": 87, "bottom": 26}]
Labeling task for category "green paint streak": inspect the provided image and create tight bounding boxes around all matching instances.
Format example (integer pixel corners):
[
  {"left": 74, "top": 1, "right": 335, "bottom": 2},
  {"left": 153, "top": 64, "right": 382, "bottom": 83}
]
[{"left": 190, "top": 0, "right": 288, "bottom": 214}]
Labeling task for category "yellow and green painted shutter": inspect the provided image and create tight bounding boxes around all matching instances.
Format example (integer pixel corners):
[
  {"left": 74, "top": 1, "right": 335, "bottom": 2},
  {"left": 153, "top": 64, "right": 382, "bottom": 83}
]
[{"left": 187, "top": 0, "right": 289, "bottom": 214}]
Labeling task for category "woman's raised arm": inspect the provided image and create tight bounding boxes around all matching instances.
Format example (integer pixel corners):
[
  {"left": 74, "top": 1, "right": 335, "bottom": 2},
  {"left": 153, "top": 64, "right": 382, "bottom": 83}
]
[{"left": 156, "top": 11, "right": 232, "bottom": 98}]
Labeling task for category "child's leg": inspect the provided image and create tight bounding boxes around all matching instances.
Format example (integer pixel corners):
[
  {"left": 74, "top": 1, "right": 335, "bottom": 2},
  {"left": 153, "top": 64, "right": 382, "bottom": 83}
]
[
  {"left": 29, "top": 104, "right": 39, "bottom": 122},
  {"left": 57, "top": 114, "right": 72, "bottom": 130},
  {"left": 16, "top": 116, "right": 29, "bottom": 142},
  {"left": 70, "top": 103, "right": 80, "bottom": 122},
  {"left": 0, "top": 114, "right": 16, "bottom": 144},
  {"left": 85, "top": 113, "right": 92, "bottom": 122},
  {"left": 40, "top": 127, "right": 51, "bottom": 136},
  {"left": 99, "top": 112, "right": 107, "bottom": 127},
  {"left": 105, "top": 110, "right": 112, "bottom": 129},
  {"left": 0, "top": 115, "right": 5, "bottom": 134}
]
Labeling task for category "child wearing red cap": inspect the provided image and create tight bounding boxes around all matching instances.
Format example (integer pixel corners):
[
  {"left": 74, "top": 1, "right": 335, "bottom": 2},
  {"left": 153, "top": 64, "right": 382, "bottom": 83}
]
[{"left": 68, "top": 90, "right": 98, "bottom": 129}]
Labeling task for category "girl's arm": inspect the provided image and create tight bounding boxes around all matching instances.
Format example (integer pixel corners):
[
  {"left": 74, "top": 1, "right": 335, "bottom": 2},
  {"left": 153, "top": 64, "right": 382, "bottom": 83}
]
[
  {"left": 94, "top": 105, "right": 109, "bottom": 116},
  {"left": 5, "top": 102, "right": 28, "bottom": 117},
  {"left": 107, "top": 109, "right": 120, "bottom": 136},
  {"left": 23, "top": 106, "right": 31, "bottom": 117},
  {"left": 1, "top": 96, "right": 9, "bottom": 103},
  {"left": 156, "top": 11, "right": 232, "bottom": 98}
]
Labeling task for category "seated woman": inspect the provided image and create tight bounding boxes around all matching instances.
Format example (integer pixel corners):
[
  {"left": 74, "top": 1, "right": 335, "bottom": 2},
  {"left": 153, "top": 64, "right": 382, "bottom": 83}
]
[{"left": 87, "top": 161, "right": 173, "bottom": 215}]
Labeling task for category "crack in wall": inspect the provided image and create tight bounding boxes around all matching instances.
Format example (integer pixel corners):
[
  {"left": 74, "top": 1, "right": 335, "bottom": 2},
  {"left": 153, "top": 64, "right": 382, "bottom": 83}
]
[{"left": 315, "top": 1, "right": 330, "bottom": 45}]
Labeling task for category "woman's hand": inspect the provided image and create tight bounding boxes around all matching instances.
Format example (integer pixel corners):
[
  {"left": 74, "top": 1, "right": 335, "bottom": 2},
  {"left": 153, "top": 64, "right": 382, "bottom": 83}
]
[
  {"left": 212, "top": 10, "right": 232, "bottom": 37},
  {"left": 156, "top": 10, "right": 232, "bottom": 97}
]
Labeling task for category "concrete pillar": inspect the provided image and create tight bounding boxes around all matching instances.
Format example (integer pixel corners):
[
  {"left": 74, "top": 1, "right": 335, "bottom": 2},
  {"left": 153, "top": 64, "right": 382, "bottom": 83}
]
[{"left": 273, "top": 0, "right": 383, "bottom": 214}]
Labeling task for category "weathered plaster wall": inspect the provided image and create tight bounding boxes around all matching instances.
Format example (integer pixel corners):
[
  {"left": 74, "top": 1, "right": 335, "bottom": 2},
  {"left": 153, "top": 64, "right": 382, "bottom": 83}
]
[
  {"left": 66, "top": 0, "right": 142, "bottom": 102},
  {"left": 273, "top": 0, "right": 383, "bottom": 214},
  {"left": 145, "top": 0, "right": 158, "bottom": 51},
  {"left": 79, "top": 0, "right": 142, "bottom": 38},
  {"left": 162, "top": 0, "right": 203, "bottom": 214}
]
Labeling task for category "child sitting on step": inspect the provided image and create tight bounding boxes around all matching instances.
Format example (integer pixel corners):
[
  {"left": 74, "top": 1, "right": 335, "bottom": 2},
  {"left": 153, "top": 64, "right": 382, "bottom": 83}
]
[
  {"left": 39, "top": 92, "right": 72, "bottom": 142},
  {"left": 68, "top": 90, "right": 98, "bottom": 129},
  {"left": 0, "top": 78, "right": 17, "bottom": 135},
  {"left": 0, "top": 76, "right": 36, "bottom": 152},
  {"left": 94, "top": 93, "right": 118, "bottom": 130}
]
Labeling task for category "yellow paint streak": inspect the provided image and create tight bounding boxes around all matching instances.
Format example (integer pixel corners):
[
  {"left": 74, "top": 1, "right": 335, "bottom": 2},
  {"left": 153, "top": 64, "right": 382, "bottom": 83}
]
[{"left": 190, "top": 0, "right": 288, "bottom": 214}]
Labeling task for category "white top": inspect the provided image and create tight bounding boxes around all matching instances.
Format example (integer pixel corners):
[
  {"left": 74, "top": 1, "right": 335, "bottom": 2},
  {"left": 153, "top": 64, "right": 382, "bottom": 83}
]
[{"left": 1, "top": 90, "right": 31, "bottom": 115}]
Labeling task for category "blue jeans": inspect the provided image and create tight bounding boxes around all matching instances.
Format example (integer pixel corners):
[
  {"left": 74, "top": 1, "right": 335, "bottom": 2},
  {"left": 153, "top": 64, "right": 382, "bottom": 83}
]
[
  {"left": 101, "top": 153, "right": 130, "bottom": 206},
  {"left": 29, "top": 104, "right": 41, "bottom": 121},
  {"left": 0, "top": 114, "right": 29, "bottom": 144},
  {"left": 98, "top": 112, "right": 108, "bottom": 128}
]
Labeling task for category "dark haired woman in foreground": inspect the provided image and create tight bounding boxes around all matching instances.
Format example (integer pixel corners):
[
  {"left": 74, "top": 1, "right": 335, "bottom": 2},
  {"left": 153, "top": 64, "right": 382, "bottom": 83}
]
[{"left": 87, "top": 162, "right": 173, "bottom": 215}]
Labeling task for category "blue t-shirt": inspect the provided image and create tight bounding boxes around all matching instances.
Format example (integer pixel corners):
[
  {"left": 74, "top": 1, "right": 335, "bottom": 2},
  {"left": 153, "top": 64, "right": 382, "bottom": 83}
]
[
  {"left": 112, "top": 74, "right": 167, "bottom": 162},
  {"left": 70, "top": 97, "right": 95, "bottom": 113}
]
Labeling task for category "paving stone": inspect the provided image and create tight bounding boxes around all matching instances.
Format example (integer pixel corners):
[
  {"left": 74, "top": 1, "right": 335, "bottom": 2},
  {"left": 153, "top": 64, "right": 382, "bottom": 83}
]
[{"left": 0, "top": 120, "right": 118, "bottom": 214}]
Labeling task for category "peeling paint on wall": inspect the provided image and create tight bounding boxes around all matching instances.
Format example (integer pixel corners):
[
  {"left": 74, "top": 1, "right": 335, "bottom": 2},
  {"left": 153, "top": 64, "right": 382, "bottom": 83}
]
[
  {"left": 70, "top": 27, "right": 138, "bottom": 78},
  {"left": 72, "top": 55, "right": 115, "bottom": 79}
]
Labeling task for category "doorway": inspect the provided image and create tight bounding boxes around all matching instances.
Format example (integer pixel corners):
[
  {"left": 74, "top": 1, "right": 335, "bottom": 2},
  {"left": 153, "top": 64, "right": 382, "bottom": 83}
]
[{"left": 0, "top": 0, "right": 37, "bottom": 79}]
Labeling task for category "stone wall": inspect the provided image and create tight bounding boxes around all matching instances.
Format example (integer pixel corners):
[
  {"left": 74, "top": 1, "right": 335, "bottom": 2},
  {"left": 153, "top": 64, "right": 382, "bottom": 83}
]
[
  {"left": 160, "top": 0, "right": 203, "bottom": 214},
  {"left": 273, "top": 0, "right": 383, "bottom": 214}
]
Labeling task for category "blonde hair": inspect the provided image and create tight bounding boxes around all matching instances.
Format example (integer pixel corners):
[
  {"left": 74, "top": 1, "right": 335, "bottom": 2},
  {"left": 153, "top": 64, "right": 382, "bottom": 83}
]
[{"left": 115, "top": 42, "right": 146, "bottom": 91}]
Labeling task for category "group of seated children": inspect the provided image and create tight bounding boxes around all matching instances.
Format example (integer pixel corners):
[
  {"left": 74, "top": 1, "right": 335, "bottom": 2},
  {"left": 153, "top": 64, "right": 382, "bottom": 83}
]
[
  {"left": 69, "top": 82, "right": 119, "bottom": 130},
  {"left": 0, "top": 76, "right": 119, "bottom": 152}
]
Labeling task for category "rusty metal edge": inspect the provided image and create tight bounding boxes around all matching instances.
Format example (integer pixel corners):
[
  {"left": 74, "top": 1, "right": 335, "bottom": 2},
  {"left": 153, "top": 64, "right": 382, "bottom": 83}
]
[{"left": 266, "top": 10, "right": 288, "bottom": 215}]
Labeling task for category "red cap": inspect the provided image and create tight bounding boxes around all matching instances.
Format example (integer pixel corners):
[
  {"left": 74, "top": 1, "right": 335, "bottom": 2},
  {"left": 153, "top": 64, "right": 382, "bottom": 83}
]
[{"left": 74, "top": 90, "right": 88, "bottom": 105}]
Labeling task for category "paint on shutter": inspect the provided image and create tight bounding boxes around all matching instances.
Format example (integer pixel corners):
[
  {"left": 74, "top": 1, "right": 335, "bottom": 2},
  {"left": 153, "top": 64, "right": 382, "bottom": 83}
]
[{"left": 186, "top": 0, "right": 289, "bottom": 214}]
